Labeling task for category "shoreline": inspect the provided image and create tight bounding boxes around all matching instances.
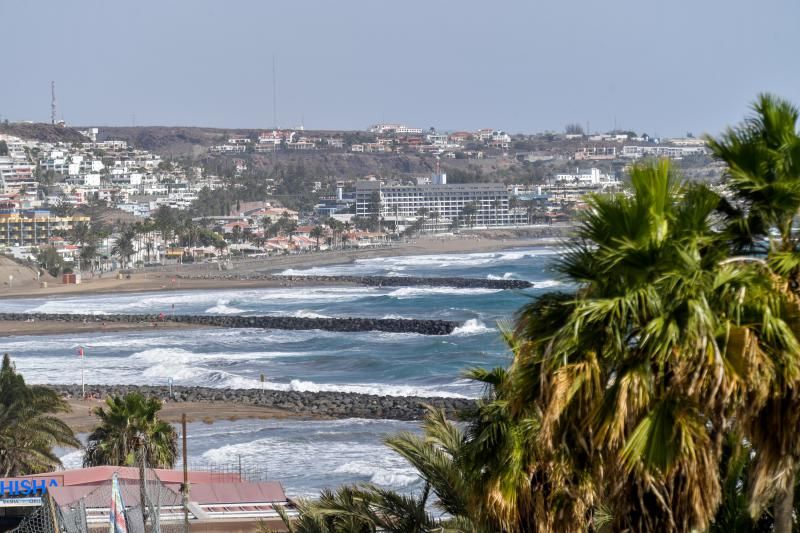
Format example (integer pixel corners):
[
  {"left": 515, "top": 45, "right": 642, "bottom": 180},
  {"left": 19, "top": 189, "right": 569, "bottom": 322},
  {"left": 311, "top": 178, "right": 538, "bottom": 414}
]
[
  {"left": 0, "top": 234, "right": 563, "bottom": 300},
  {"left": 61, "top": 398, "right": 317, "bottom": 433}
]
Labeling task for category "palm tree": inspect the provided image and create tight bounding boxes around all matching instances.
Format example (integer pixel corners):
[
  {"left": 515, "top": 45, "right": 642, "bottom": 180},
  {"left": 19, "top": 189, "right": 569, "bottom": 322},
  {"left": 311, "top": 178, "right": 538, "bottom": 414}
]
[
  {"left": 415, "top": 207, "right": 430, "bottom": 233},
  {"left": 83, "top": 392, "right": 177, "bottom": 469},
  {"left": 0, "top": 354, "right": 79, "bottom": 476},
  {"left": 707, "top": 93, "right": 800, "bottom": 532},
  {"left": 111, "top": 227, "right": 136, "bottom": 269},
  {"left": 510, "top": 160, "right": 799, "bottom": 532},
  {"left": 267, "top": 407, "right": 476, "bottom": 532},
  {"left": 310, "top": 225, "right": 325, "bottom": 250}
]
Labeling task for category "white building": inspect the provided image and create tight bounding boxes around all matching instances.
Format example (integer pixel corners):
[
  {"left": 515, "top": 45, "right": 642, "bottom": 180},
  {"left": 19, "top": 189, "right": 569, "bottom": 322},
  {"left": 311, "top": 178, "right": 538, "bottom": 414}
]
[
  {"left": 622, "top": 145, "right": 707, "bottom": 159},
  {"left": 355, "top": 179, "right": 527, "bottom": 227},
  {"left": 369, "top": 123, "right": 423, "bottom": 135},
  {"left": 555, "top": 167, "right": 617, "bottom": 187}
]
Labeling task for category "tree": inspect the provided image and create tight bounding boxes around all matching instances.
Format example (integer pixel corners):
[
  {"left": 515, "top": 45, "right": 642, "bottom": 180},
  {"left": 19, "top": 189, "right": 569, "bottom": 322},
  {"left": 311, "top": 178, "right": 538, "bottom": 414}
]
[
  {"left": 461, "top": 201, "right": 478, "bottom": 228},
  {"left": 415, "top": 207, "right": 430, "bottom": 233},
  {"left": 510, "top": 160, "right": 798, "bottom": 532},
  {"left": 36, "top": 246, "right": 64, "bottom": 277},
  {"left": 309, "top": 225, "right": 325, "bottom": 250},
  {"left": 83, "top": 392, "right": 177, "bottom": 469},
  {"left": 707, "top": 93, "right": 800, "bottom": 532},
  {"left": 564, "top": 123, "right": 585, "bottom": 135},
  {"left": 231, "top": 224, "right": 242, "bottom": 244},
  {"left": 267, "top": 407, "right": 477, "bottom": 532},
  {"left": 111, "top": 227, "right": 136, "bottom": 268},
  {"left": 0, "top": 354, "right": 79, "bottom": 476}
]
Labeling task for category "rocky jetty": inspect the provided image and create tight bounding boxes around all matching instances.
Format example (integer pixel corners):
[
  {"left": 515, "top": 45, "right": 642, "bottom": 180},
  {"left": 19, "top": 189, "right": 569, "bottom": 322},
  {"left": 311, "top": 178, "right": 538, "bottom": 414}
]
[
  {"left": 48, "top": 384, "right": 476, "bottom": 421},
  {"left": 176, "top": 273, "right": 533, "bottom": 290},
  {"left": 0, "top": 312, "right": 459, "bottom": 335}
]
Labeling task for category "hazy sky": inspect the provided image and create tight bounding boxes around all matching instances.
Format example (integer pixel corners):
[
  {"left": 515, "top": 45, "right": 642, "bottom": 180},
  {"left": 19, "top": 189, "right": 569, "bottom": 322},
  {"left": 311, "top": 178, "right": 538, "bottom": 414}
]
[{"left": 1, "top": 0, "right": 798, "bottom": 136}]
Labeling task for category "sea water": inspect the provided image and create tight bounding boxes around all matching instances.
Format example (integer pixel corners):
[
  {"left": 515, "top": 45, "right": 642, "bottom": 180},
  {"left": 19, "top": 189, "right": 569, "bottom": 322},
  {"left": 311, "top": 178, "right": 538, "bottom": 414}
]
[{"left": 4, "top": 246, "right": 566, "bottom": 496}]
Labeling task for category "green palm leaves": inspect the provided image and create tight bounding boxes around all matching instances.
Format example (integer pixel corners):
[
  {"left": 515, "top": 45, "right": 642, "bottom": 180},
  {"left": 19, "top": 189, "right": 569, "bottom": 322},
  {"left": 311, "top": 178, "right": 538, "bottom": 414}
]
[
  {"left": 0, "top": 354, "right": 79, "bottom": 477},
  {"left": 83, "top": 392, "right": 177, "bottom": 469},
  {"left": 512, "top": 160, "right": 800, "bottom": 531}
]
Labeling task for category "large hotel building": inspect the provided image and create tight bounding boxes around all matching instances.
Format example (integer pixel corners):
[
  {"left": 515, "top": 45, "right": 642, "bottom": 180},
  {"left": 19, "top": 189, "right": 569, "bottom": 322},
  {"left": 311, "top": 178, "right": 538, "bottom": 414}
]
[
  {"left": 355, "top": 176, "right": 527, "bottom": 227},
  {"left": 0, "top": 205, "right": 90, "bottom": 247}
]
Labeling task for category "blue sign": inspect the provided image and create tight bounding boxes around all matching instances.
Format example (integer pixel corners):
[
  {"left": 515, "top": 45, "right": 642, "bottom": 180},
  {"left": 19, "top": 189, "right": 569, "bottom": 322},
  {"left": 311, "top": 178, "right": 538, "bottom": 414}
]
[{"left": 0, "top": 478, "right": 58, "bottom": 497}]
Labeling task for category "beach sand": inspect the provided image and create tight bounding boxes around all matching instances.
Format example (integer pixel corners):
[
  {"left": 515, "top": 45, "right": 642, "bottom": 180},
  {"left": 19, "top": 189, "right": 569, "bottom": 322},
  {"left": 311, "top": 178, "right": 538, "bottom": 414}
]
[{"left": 60, "top": 398, "right": 315, "bottom": 432}]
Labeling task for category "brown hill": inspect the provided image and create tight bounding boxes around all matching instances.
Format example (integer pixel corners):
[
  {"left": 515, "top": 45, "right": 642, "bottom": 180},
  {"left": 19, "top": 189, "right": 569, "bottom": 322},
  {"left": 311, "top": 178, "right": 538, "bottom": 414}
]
[
  {"left": 0, "top": 255, "right": 56, "bottom": 291},
  {"left": 0, "top": 122, "right": 87, "bottom": 143}
]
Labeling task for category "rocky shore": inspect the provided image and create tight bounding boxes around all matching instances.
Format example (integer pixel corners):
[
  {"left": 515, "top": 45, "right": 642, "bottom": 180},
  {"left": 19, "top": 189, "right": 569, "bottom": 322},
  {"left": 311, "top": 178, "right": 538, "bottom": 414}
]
[
  {"left": 176, "top": 273, "right": 533, "bottom": 290},
  {"left": 0, "top": 312, "right": 459, "bottom": 335},
  {"left": 49, "top": 384, "right": 477, "bottom": 421}
]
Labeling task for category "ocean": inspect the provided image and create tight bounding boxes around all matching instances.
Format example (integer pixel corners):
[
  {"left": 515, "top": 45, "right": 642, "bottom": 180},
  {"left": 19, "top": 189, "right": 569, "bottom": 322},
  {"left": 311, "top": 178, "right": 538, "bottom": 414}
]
[{"left": 4, "top": 246, "right": 564, "bottom": 497}]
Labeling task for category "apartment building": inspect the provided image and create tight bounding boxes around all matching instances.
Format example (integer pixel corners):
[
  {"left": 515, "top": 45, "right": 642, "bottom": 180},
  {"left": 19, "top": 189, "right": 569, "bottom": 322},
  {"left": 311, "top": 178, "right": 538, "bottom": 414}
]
[
  {"left": 0, "top": 206, "right": 90, "bottom": 247},
  {"left": 622, "top": 145, "right": 707, "bottom": 159},
  {"left": 355, "top": 179, "right": 527, "bottom": 227}
]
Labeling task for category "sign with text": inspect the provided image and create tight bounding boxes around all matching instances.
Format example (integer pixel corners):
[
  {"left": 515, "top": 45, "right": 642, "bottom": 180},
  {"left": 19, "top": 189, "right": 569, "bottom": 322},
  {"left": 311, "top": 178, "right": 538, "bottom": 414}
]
[{"left": 0, "top": 478, "right": 59, "bottom": 498}]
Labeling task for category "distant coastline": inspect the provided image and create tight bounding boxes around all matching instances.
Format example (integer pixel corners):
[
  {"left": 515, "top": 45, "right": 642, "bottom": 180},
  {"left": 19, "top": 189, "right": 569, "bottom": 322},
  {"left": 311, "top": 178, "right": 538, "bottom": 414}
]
[{"left": 0, "top": 232, "right": 567, "bottom": 300}]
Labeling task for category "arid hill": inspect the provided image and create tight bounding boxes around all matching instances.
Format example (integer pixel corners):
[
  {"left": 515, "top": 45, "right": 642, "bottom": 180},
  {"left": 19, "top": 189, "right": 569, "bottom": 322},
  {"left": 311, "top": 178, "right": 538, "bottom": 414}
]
[{"left": 0, "top": 122, "right": 87, "bottom": 143}]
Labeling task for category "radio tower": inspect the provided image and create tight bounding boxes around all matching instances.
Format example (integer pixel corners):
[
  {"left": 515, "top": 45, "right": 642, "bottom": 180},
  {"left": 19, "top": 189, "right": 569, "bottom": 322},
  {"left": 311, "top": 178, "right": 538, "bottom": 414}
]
[{"left": 51, "top": 81, "right": 57, "bottom": 125}]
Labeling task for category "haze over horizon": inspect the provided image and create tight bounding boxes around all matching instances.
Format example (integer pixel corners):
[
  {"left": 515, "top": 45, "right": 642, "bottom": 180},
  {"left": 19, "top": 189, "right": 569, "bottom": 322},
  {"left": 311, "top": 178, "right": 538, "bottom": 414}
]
[{"left": 1, "top": 0, "right": 798, "bottom": 137}]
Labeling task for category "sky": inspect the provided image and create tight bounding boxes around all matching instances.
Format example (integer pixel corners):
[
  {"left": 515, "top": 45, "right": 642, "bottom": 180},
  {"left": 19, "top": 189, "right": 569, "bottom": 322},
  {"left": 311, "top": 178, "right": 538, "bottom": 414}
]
[{"left": 1, "top": 0, "right": 798, "bottom": 137}]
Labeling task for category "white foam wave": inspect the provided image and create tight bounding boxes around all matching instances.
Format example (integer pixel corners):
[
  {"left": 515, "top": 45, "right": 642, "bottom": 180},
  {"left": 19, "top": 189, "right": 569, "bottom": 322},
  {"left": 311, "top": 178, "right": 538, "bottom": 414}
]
[
  {"left": 487, "top": 272, "right": 516, "bottom": 280},
  {"left": 451, "top": 319, "right": 494, "bottom": 336},
  {"left": 333, "top": 461, "right": 419, "bottom": 487},
  {"left": 280, "top": 247, "right": 562, "bottom": 276},
  {"left": 533, "top": 279, "right": 564, "bottom": 289},
  {"left": 291, "top": 310, "right": 332, "bottom": 319},
  {"left": 388, "top": 287, "right": 500, "bottom": 299},
  {"left": 205, "top": 299, "right": 245, "bottom": 314},
  {"left": 285, "top": 379, "right": 468, "bottom": 398}
]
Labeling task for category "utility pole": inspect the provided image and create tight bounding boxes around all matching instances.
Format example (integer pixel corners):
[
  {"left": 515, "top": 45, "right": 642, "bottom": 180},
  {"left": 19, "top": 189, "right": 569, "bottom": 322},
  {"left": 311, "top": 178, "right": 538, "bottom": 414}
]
[
  {"left": 182, "top": 414, "right": 190, "bottom": 533},
  {"left": 51, "top": 81, "right": 57, "bottom": 125}
]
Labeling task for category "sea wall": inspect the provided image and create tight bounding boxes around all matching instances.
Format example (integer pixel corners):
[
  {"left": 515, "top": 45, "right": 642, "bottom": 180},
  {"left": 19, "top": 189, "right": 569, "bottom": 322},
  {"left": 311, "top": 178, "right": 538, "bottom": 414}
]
[
  {"left": 47, "top": 384, "right": 476, "bottom": 421},
  {"left": 0, "top": 312, "right": 459, "bottom": 335},
  {"left": 177, "top": 273, "right": 533, "bottom": 290}
]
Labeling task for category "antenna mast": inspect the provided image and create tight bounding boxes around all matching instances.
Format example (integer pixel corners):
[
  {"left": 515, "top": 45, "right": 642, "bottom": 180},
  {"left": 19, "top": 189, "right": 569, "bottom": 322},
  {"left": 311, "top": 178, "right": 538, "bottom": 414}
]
[
  {"left": 51, "top": 81, "right": 56, "bottom": 125},
  {"left": 272, "top": 56, "right": 277, "bottom": 129}
]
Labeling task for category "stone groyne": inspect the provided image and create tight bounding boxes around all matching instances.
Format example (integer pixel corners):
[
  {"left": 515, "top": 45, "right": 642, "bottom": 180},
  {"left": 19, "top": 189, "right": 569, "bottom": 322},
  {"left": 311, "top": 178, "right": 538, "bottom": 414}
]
[
  {"left": 48, "top": 384, "right": 476, "bottom": 421},
  {"left": 0, "top": 312, "right": 459, "bottom": 335},
  {"left": 177, "top": 273, "right": 533, "bottom": 290}
]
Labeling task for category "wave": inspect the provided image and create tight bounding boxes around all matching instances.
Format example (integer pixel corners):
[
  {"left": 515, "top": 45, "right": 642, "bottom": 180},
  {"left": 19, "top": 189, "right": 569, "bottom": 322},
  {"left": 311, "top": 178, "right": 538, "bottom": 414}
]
[
  {"left": 450, "top": 319, "right": 494, "bottom": 336},
  {"left": 205, "top": 299, "right": 245, "bottom": 314},
  {"left": 281, "top": 247, "right": 563, "bottom": 276},
  {"left": 290, "top": 310, "right": 332, "bottom": 319},
  {"left": 387, "top": 287, "right": 500, "bottom": 299},
  {"left": 285, "top": 379, "right": 468, "bottom": 398},
  {"left": 533, "top": 279, "right": 564, "bottom": 289},
  {"left": 333, "top": 461, "right": 420, "bottom": 487},
  {"left": 487, "top": 272, "right": 516, "bottom": 280}
]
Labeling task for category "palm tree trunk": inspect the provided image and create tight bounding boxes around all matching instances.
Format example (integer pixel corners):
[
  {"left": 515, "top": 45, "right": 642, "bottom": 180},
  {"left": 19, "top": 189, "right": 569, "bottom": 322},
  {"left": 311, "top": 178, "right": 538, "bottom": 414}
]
[{"left": 775, "top": 483, "right": 795, "bottom": 533}]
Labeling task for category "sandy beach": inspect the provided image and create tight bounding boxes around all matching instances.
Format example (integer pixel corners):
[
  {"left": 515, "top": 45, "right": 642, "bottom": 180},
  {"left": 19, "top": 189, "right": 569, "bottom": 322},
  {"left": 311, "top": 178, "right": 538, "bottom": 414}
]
[
  {"left": 60, "top": 398, "right": 311, "bottom": 433},
  {"left": 0, "top": 234, "right": 561, "bottom": 300}
]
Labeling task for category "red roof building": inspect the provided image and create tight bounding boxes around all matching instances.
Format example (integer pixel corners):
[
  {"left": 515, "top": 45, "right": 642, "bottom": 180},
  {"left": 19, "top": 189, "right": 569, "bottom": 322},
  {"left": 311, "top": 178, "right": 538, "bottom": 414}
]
[{"left": 0, "top": 466, "right": 296, "bottom": 532}]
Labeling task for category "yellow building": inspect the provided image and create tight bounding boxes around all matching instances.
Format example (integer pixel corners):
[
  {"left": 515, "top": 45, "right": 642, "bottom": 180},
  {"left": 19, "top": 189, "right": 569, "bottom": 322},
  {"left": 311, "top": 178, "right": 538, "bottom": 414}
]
[{"left": 0, "top": 210, "right": 91, "bottom": 247}]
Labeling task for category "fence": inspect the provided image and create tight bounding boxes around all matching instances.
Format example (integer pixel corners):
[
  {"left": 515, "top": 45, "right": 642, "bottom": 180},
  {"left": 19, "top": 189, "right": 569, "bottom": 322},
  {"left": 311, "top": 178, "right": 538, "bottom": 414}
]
[{"left": 12, "top": 455, "right": 188, "bottom": 533}]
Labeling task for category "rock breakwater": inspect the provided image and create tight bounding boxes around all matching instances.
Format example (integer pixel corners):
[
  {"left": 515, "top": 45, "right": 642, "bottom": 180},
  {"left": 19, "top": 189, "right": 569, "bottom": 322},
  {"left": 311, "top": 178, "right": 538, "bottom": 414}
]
[
  {"left": 48, "top": 384, "right": 476, "bottom": 421},
  {"left": 177, "top": 273, "right": 533, "bottom": 290},
  {"left": 0, "top": 312, "right": 458, "bottom": 335}
]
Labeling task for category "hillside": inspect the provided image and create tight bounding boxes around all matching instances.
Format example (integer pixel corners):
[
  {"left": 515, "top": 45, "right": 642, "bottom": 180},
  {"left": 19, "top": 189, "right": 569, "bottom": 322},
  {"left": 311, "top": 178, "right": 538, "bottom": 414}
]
[
  {"left": 0, "top": 255, "right": 56, "bottom": 291},
  {"left": 0, "top": 122, "right": 87, "bottom": 143}
]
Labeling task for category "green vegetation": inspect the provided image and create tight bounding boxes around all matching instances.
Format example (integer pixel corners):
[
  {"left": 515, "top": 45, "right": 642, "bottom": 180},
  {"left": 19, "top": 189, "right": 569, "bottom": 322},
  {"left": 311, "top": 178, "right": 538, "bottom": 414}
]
[
  {"left": 0, "top": 354, "right": 78, "bottom": 476},
  {"left": 281, "top": 94, "right": 800, "bottom": 532},
  {"left": 83, "top": 392, "right": 177, "bottom": 469}
]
